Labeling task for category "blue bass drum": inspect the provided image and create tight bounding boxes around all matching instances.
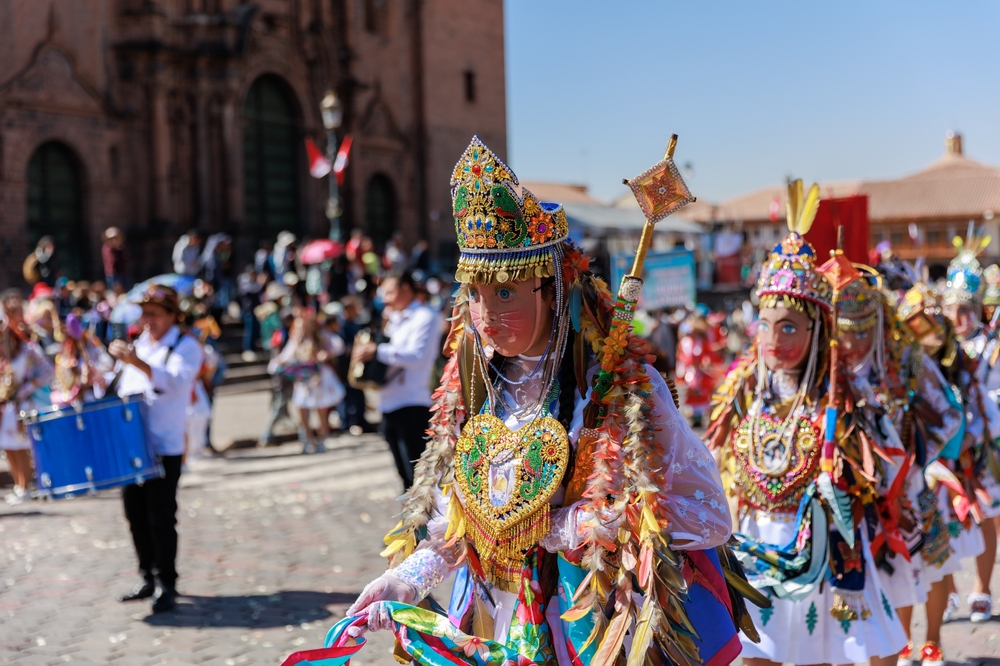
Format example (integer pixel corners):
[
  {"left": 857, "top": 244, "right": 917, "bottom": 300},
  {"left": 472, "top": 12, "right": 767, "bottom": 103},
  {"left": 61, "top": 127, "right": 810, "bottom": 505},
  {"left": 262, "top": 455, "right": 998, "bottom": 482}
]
[{"left": 22, "top": 395, "right": 162, "bottom": 499}]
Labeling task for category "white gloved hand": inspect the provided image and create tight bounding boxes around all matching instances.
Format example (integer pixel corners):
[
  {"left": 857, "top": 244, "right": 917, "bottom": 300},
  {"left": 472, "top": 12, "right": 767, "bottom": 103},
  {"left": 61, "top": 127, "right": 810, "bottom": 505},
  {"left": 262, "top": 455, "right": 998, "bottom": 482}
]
[
  {"left": 581, "top": 504, "right": 625, "bottom": 545},
  {"left": 346, "top": 572, "right": 418, "bottom": 637},
  {"left": 539, "top": 502, "right": 626, "bottom": 553},
  {"left": 539, "top": 502, "right": 585, "bottom": 552}
]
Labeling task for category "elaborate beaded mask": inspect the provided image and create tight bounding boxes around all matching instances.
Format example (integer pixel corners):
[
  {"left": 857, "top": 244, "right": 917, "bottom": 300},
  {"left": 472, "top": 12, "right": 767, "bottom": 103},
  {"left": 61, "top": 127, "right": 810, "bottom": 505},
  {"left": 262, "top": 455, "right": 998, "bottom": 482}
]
[{"left": 451, "top": 136, "right": 569, "bottom": 285}]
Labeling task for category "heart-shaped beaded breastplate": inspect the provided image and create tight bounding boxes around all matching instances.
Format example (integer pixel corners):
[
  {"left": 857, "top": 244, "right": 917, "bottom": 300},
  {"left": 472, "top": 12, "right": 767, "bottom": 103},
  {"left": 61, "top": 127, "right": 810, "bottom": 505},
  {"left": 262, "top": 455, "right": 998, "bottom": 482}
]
[
  {"left": 733, "top": 412, "right": 821, "bottom": 513},
  {"left": 455, "top": 413, "right": 570, "bottom": 589}
]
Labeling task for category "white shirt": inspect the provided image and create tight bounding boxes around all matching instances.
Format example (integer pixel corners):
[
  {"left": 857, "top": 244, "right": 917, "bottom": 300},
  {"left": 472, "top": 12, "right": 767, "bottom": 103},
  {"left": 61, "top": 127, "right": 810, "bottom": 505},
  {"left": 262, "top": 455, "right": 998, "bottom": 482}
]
[
  {"left": 376, "top": 301, "right": 442, "bottom": 413},
  {"left": 117, "top": 326, "right": 204, "bottom": 456}
]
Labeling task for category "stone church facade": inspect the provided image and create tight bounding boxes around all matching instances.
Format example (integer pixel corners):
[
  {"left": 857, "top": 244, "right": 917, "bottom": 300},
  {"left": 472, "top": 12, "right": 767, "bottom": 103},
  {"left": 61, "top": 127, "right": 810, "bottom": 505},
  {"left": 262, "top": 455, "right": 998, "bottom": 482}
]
[{"left": 0, "top": 0, "right": 506, "bottom": 284}]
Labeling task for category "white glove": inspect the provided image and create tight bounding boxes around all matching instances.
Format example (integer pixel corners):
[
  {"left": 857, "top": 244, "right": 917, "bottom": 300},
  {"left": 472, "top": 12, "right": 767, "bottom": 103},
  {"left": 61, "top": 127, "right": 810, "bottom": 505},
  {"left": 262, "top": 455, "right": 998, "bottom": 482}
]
[
  {"left": 540, "top": 502, "right": 584, "bottom": 552},
  {"left": 346, "top": 572, "right": 417, "bottom": 636},
  {"left": 539, "top": 502, "right": 624, "bottom": 553},
  {"left": 345, "top": 548, "right": 450, "bottom": 636}
]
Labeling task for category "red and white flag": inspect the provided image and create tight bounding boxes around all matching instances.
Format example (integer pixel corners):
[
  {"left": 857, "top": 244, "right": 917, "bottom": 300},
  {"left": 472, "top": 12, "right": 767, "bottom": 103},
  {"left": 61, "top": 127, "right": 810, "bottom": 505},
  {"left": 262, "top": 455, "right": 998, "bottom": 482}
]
[
  {"left": 305, "top": 137, "right": 331, "bottom": 179},
  {"left": 769, "top": 195, "right": 781, "bottom": 222},
  {"left": 333, "top": 134, "right": 353, "bottom": 186}
]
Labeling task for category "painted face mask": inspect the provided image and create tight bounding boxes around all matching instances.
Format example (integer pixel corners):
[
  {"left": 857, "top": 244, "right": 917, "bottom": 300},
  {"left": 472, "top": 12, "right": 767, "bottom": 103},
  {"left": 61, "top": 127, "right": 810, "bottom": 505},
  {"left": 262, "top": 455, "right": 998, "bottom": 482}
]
[
  {"left": 468, "top": 279, "right": 551, "bottom": 357},
  {"left": 757, "top": 305, "right": 814, "bottom": 372}
]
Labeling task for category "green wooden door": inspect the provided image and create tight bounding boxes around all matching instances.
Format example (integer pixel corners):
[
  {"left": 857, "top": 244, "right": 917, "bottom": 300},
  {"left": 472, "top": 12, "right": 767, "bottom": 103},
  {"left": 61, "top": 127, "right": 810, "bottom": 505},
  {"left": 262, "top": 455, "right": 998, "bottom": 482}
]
[
  {"left": 27, "top": 142, "right": 85, "bottom": 279},
  {"left": 243, "top": 75, "right": 301, "bottom": 241}
]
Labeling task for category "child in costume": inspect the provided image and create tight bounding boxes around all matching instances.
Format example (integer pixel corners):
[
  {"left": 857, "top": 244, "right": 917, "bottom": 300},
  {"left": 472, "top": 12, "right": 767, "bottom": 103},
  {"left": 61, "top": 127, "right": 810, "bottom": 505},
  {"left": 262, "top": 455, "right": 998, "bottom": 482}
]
[
  {"left": 51, "top": 313, "right": 115, "bottom": 407},
  {"left": 268, "top": 309, "right": 345, "bottom": 454},
  {"left": 0, "top": 316, "right": 54, "bottom": 504},
  {"left": 705, "top": 181, "right": 906, "bottom": 666},
  {"left": 939, "top": 231, "right": 1000, "bottom": 625},
  {"left": 836, "top": 267, "right": 963, "bottom": 666},
  {"left": 290, "top": 137, "right": 760, "bottom": 666}
]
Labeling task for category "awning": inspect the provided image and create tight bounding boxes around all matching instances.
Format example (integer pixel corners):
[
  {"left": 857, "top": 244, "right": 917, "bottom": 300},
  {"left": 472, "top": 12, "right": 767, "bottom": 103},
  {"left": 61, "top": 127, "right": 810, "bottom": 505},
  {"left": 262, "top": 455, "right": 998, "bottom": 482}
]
[{"left": 563, "top": 203, "right": 704, "bottom": 234}]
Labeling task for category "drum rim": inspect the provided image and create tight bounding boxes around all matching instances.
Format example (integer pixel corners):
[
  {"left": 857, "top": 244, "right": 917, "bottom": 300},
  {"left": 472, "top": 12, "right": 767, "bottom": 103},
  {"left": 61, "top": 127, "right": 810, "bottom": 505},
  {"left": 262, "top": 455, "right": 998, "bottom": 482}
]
[{"left": 20, "top": 393, "right": 145, "bottom": 423}]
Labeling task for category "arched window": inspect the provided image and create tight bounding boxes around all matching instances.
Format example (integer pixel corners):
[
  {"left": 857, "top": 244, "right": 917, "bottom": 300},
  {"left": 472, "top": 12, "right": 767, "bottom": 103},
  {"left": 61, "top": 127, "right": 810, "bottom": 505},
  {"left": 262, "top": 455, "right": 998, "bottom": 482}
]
[
  {"left": 27, "top": 142, "right": 85, "bottom": 279},
  {"left": 243, "top": 75, "right": 300, "bottom": 240},
  {"left": 365, "top": 173, "right": 396, "bottom": 245}
]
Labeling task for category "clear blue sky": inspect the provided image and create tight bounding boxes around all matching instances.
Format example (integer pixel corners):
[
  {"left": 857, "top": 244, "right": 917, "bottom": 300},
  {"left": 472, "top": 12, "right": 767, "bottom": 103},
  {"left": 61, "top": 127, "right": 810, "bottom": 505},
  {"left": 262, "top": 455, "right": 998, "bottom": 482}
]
[{"left": 504, "top": 1, "right": 1000, "bottom": 205}]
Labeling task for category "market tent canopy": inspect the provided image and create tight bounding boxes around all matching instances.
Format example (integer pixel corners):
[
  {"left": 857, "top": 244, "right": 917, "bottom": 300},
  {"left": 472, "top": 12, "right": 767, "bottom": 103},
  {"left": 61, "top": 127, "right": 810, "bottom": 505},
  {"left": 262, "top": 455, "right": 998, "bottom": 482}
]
[{"left": 563, "top": 203, "right": 704, "bottom": 234}]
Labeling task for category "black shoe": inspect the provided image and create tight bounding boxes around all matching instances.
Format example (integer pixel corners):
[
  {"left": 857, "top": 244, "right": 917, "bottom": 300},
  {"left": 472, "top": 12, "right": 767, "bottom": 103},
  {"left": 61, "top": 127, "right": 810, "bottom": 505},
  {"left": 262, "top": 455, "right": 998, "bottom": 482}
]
[
  {"left": 151, "top": 586, "right": 177, "bottom": 613},
  {"left": 118, "top": 579, "right": 155, "bottom": 602}
]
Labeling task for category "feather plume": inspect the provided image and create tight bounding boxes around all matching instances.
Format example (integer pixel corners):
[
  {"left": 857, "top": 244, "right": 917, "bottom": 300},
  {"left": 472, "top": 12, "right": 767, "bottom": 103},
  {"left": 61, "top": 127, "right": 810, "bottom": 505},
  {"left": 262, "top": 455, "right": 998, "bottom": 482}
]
[
  {"left": 786, "top": 179, "right": 803, "bottom": 234},
  {"left": 797, "top": 183, "right": 820, "bottom": 235},
  {"left": 785, "top": 179, "right": 821, "bottom": 236},
  {"left": 625, "top": 597, "right": 657, "bottom": 666},
  {"left": 591, "top": 589, "right": 634, "bottom": 666}
]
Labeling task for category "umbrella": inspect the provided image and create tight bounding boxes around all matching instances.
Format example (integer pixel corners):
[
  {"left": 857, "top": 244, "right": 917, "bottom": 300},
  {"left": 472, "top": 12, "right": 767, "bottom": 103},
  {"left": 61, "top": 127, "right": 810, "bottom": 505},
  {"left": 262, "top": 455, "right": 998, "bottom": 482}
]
[
  {"left": 298, "top": 239, "right": 343, "bottom": 265},
  {"left": 126, "top": 274, "right": 197, "bottom": 303}
]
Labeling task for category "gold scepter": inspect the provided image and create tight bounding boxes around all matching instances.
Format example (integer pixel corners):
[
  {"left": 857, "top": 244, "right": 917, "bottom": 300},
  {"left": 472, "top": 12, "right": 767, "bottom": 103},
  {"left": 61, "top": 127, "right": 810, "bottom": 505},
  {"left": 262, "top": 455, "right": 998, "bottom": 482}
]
[
  {"left": 593, "top": 135, "right": 695, "bottom": 406},
  {"left": 626, "top": 134, "right": 685, "bottom": 280}
]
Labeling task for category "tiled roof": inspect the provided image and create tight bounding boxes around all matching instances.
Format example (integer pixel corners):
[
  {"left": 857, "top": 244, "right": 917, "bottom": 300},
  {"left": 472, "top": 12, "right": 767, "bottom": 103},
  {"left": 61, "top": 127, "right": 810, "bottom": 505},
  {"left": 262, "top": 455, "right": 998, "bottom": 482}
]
[
  {"left": 714, "top": 150, "right": 1000, "bottom": 224},
  {"left": 713, "top": 182, "right": 861, "bottom": 223},
  {"left": 857, "top": 155, "right": 1000, "bottom": 221},
  {"left": 519, "top": 181, "right": 605, "bottom": 206}
]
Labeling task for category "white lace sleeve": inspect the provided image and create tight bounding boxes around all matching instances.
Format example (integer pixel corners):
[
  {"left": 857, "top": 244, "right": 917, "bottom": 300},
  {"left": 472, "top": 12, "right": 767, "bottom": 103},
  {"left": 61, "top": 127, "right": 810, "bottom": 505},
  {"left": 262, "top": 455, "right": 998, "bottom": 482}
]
[{"left": 647, "top": 368, "right": 732, "bottom": 550}]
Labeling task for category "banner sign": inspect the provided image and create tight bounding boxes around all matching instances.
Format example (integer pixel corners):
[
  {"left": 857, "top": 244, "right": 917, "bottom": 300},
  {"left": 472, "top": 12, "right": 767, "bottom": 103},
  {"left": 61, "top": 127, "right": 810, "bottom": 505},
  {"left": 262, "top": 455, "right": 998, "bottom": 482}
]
[{"left": 610, "top": 249, "right": 696, "bottom": 310}]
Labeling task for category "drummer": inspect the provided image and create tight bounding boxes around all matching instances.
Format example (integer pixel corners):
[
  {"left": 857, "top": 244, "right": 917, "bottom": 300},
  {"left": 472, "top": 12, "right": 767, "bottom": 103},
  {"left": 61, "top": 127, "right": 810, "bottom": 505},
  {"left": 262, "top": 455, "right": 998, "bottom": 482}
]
[{"left": 109, "top": 284, "right": 203, "bottom": 614}]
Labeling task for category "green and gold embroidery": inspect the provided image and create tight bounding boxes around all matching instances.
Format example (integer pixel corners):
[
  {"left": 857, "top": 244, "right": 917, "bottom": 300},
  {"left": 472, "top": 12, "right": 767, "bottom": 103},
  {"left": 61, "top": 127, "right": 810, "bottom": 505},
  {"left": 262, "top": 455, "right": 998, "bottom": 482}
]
[{"left": 455, "top": 413, "right": 570, "bottom": 591}]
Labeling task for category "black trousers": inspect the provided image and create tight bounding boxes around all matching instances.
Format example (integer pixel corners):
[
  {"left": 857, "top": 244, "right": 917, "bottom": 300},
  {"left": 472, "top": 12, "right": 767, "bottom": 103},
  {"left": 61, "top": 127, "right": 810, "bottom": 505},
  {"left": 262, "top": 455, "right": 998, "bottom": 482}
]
[
  {"left": 382, "top": 405, "right": 431, "bottom": 489},
  {"left": 122, "top": 455, "right": 182, "bottom": 587}
]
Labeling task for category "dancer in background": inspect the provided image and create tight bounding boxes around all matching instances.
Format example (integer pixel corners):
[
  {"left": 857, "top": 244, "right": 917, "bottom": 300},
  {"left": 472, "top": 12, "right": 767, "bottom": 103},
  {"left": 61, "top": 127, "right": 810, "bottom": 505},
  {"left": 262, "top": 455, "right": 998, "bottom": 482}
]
[
  {"left": 268, "top": 309, "right": 345, "bottom": 454},
  {"left": 50, "top": 313, "right": 114, "bottom": 407},
  {"left": 674, "top": 305, "right": 723, "bottom": 427},
  {"left": 896, "top": 281, "right": 981, "bottom": 666},
  {"left": 939, "top": 231, "right": 1000, "bottom": 626},
  {"left": 0, "top": 294, "right": 55, "bottom": 505},
  {"left": 836, "top": 267, "right": 963, "bottom": 666},
  {"left": 706, "top": 180, "right": 906, "bottom": 665}
]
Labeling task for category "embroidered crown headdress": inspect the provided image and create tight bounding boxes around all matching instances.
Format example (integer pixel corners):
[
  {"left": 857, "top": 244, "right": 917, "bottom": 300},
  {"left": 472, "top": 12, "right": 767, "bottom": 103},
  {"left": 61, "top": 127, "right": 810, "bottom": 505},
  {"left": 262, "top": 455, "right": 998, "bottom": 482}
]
[
  {"left": 755, "top": 179, "right": 832, "bottom": 310},
  {"left": 837, "top": 265, "right": 883, "bottom": 331},
  {"left": 451, "top": 136, "right": 569, "bottom": 285},
  {"left": 942, "top": 226, "right": 991, "bottom": 308}
]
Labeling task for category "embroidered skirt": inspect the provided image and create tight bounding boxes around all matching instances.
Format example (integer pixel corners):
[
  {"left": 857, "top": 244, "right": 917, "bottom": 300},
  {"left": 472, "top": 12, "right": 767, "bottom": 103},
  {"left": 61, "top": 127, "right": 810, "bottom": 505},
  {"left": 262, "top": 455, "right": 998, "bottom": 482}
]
[{"left": 738, "top": 512, "right": 907, "bottom": 665}]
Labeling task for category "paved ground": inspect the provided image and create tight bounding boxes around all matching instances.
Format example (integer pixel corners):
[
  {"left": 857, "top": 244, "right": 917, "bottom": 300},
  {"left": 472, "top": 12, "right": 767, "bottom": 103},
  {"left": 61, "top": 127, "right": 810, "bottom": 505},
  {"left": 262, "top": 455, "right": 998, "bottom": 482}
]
[
  {"left": 0, "top": 436, "right": 402, "bottom": 666},
  {"left": 2, "top": 391, "right": 1000, "bottom": 665}
]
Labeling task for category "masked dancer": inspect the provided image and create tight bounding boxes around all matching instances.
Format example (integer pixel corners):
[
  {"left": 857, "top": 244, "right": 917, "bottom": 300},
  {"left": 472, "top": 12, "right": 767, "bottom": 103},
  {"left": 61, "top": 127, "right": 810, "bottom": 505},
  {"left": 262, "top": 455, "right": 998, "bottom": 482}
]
[
  {"left": 939, "top": 231, "right": 1000, "bottom": 626},
  {"left": 286, "top": 138, "right": 760, "bottom": 666},
  {"left": 706, "top": 180, "right": 906, "bottom": 666},
  {"left": 837, "top": 267, "right": 963, "bottom": 666}
]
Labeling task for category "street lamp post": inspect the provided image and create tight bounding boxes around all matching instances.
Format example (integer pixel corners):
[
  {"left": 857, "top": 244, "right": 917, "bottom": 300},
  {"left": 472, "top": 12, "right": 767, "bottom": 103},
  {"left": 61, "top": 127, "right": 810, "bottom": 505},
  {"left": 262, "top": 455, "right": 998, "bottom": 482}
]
[{"left": 320, "top": 91, "right": 343, "bottom": 242}]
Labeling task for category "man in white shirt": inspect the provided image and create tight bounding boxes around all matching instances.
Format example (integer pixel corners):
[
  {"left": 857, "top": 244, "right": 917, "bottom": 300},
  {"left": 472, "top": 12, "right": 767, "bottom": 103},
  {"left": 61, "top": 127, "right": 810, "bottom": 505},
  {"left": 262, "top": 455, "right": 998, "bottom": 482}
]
[
  {"left": 355, "top": 272, "right": 442, "bottom": 488},
  {"left": 109, "top": 285, "right": 203, "bottom": 613}
]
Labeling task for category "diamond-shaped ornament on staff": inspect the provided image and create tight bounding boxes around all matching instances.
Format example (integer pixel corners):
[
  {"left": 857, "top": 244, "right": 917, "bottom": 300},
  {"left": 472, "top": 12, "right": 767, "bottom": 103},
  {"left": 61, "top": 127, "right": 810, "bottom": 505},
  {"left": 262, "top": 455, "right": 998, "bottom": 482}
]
[
  {"left": 817, "top": 249, "right": 861, "bottom": 292},
  {"left": 627, "top": 140, "right": 696, "bottom": 223}
]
